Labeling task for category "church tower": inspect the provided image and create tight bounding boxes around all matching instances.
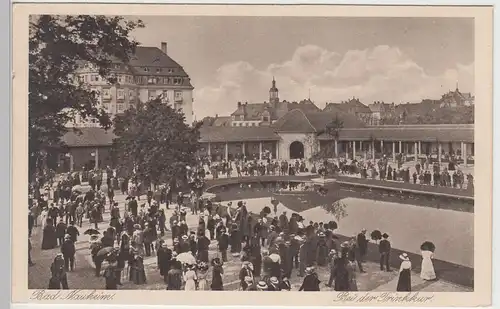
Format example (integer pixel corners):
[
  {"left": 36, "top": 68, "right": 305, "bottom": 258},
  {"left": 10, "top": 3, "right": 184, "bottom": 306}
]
[{"left": 269, "top": 76, "right": 279, "bottom": 103}]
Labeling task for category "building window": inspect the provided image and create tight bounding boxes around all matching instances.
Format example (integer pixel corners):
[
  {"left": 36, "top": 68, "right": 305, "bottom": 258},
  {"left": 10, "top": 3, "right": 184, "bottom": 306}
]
[
  {"left": 162, "top": 90, "right": 169, "bottom": 102},
  {"left": 144, "top": 67, "right": 150, "bottom": 72},
  {"left": 262, "top": 116, "right": 269, "bottom": 122},
  {"left": 174, "top": 103, "right": 182, "bottom": 111},
  {"left": 148, "top": 77, "right": 159, "bottom": 84},
  {"left": 240, "top": 115, "right": 244, "bottom": 121},
  {"left": 173, "top": 77, "right": 182, "bottom": 85},
  {"left": 174, "top": 91, "right": 183, "bottom": 102},
  {"left": 117, "top": 103, "right": 125, "bottom": 113},
  {"left": 114, "top": 63, "right": 121, "bottom": 69},
  {"left": 156, "top": 68, "right": 162, "bottom": 73},
  {"left": 129, "top": 90, "right": 135, "bottom": 98},
  {"left": 252, "top": 123, "right": 256, "bottom": 127},
  {"left": 117, "top": 89, "right": 125, "bottom": 100},
  {"left": 102, "top": 88, "right": 111, "bottom": 101},
  {"left": 239, "top": 123, "right": 242, "bottom": 127},
  {"left": 168, "top": 68, "right": 174, "bottom": 73}
]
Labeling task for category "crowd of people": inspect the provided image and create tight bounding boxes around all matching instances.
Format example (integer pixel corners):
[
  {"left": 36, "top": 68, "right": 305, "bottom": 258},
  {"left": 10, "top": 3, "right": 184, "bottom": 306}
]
[{"left": 29, "top": 165, "right": 438, "bottom": 292}]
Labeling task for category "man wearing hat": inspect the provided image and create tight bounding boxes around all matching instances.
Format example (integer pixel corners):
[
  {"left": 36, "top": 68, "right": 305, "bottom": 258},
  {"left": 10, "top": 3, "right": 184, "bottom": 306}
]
[
  {"left": 128, "top": 196, "right": 138, "bottom": 217},
  {"left": 243, "top": 276, "right": 256, "bottom": 291},
  {"left": 356, "top": 229, "right": 369, "bottom": 263},
  {"left": 61, "top": 234, "right": 76, "bottom": 271},
  {"left": 379, "top": 233, "right": 391, "bottom": 271},
  {"left": 256, "top": 280, "right": 269, "bottom": 291},
  {"left": 218, "top": 227, "right": 229, "bottom": 262},
  {"left": 299, "top": 267, "right": 320, "bottom": 291},
  {"left": 55, "top": 218, "right": 67, "bottom": 247},
  {"left": 268, "top": 276, "right": 281, "bottom": 291}
]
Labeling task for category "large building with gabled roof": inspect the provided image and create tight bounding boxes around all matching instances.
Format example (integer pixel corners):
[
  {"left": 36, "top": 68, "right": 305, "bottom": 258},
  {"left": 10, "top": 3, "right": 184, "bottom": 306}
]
[
  {"left": 69, "top": 42, "right": 194, "bottom": 127},
  {"left": 229, "top": 78, "right": 321, "bottom": 127}
]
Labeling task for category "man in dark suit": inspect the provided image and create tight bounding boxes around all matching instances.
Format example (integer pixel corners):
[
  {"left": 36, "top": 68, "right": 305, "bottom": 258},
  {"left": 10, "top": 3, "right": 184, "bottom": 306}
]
[
  {"left": 378, "top": 233, "right": 391, "bottom": 271},
  {"left": 128, "top": 196, "right": 138, "bottom": 217},
  {"left": 356, "top": 229, "right": 368, "bottom": 262}
]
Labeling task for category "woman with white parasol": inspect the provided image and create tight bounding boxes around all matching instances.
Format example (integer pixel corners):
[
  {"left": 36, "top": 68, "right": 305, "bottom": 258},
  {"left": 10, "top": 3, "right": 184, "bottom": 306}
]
[{"left": 420, "top": 241, "right": 436, "bottom": 281}]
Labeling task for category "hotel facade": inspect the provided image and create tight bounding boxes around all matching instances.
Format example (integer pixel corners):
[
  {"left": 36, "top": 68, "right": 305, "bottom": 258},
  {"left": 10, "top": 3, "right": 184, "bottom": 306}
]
[{"left": 68, "top": 42, "right": 194, "bottom": 128}]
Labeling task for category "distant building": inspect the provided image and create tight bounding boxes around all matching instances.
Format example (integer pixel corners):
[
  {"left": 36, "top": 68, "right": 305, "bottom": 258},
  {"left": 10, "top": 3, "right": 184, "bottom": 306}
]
[
  {"left": 440, "top": 84, "right": 475, "bottom": 108},
  {"left": 323, "top": 97, "right": 373, "bottom": 125},
  {"left": 368, "top": 101, "right": 396, "bottom": 125},
  {"left": 67, "top": 42, "right": 194, "bottom": 127},
  {"left": 229, "top": 78, "right": 321, "bottom": 127}
]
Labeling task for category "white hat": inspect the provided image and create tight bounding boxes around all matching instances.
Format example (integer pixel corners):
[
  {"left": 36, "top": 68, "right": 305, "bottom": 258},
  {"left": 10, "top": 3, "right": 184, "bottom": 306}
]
[
  {"left": 270, "top": 277, "right": 279, "bottom": 284},
  {"left": 256, "top": 281, "right": 268, "bottom": 290},
  {"left": 399, "top": 253, "right": 410, "bottom": 261}
]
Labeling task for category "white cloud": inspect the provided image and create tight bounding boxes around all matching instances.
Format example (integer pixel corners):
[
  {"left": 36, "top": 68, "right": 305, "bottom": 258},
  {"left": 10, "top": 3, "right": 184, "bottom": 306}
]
[{"left": 193, "top": 44, "right": 474, "bottom": 119}]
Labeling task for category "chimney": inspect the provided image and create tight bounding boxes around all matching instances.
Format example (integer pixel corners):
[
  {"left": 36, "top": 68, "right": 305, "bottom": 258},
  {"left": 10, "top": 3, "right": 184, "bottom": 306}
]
[
  {"left": 161, "top": 42, "right": 168, "bottom": 54},
  {"left": 237, "top": 102, "right": 242, "bottom": 107}
]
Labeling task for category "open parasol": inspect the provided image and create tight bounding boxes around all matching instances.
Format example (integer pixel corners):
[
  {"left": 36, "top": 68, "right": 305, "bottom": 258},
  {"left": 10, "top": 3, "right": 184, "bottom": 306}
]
[
  {"left": 96, "top": 246, "right": 115, "bottom": 257},
  {"left": 269, "top": 253, "right": 281, "bottom": 263},
  {"left": 176, "top": 252, "right": 197, "bottom": 265},
  {"left": 84, "top": 228, "right": 100, "bottom": 236},
  {"left": 200, "top": 192, "right": 216, "bottom": 200},
  {"left": 420, "top": 241, "right": 436, "bottom": 252}
]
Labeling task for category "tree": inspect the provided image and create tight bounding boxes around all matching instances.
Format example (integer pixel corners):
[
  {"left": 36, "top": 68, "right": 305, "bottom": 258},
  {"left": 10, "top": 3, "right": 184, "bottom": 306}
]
[
  {"left": 112, "top": 99, "right": 202, "bottom": 190},
  {"left": 321, "top": 200, "right": 348, "bottom": 222},
  {"left": 323, "top": 114, "right": 344, "bottom": 158},
  {"left": 29, "top": 15, "right": 144, "bottom": 176}
]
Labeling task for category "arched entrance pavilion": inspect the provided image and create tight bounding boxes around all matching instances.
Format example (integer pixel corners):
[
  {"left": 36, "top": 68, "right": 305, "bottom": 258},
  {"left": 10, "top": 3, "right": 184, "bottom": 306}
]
[{"left": 289, "top": 141, "right": 305, "bottom": 159}]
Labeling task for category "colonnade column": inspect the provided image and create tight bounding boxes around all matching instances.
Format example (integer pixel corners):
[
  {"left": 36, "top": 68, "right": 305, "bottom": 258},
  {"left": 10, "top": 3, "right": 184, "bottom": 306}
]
[
  {"left": 399, "top": 141, "right": 402, "bottom": 154},
  {"left": 462, "top": 142, "right": 467, "bottom": 167},
  {"left": 69, "top": 153, "right": 74, "bottom": 172},
  {"left": 371, "top": 140, "right": 375, "bottom": 161},
  {"left": 334, "top": 140, "right": 338, "bottom": 157},
  {"left": 438, "top": 143, "right": 442, "bottom": 166},
  {"left": 275, "top": 141, "right": 279, "bottom": 160},
  {"left": 352, "top": 141, "right": 356, "bottom": 159},
  {"left": 94, "top": 148, "right": 99, "bottom": 170},
  {"left": 380, "top": 140, "right": 384, "bottom": 156},
  {"left": 242, "top": 142, "right": 246, "bottom": 157},
  {"left": 207, "top": 142, "right": 211, "bottom": 158},
  {"left": 414, "top": 142, "right": 418, "bottom": 161},
  {"left": 224, "top": 142, "right": 229, "bottom": 161},
  {"left": 259, "top": 142, "right": 263, "bottom": 160},
  {"left": 418, "top": 141, "right": 422, "bottom": 155},
  {"left": 392, "top": 142, "right": 396, "bottom": 162}
]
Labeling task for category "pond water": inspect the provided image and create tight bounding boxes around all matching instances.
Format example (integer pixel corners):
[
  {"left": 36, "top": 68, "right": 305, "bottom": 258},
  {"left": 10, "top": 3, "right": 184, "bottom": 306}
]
[{"left": 207, "top": 180, "right": 474, "bottom": 268}]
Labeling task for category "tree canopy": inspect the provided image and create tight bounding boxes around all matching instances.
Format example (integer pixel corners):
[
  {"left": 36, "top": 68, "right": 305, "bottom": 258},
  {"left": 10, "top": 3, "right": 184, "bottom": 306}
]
[
  {"left": 112, "top": 99, "right": 202, "bottom": 188},
  {"left": 29, "top": 15, "right": 144, "bottom": 174}
]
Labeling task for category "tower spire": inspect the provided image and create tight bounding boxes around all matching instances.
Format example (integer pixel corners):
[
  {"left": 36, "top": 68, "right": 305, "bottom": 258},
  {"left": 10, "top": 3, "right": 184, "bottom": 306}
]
[{"left": 456, "top": 81, "right": 459, "bottom": 91}]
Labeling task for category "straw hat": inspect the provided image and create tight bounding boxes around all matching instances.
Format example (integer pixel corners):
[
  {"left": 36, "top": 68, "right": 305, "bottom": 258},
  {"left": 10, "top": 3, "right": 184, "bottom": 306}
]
[
  {"left": 181, "top": 235, "right": 189, "bottom": 241},
  {"left": 133, "top": 224, "right": 141, "bottom": 229},
  {"left": 399, "top": 253, "right": 410, "bottom": 261},
  {"left": 256, "top": 281, "right": 268, "bottom": 290},
  {"left": 270, "top": 277, "right": 279, "bottom": 285},
  {"left": 64, "top": 234, "right": 71, "bottom": 239}
]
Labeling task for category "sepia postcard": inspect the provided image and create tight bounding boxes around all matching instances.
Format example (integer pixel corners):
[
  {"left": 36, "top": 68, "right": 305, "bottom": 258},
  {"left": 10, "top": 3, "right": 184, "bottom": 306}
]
[{"left": 12, "top": 3, "right": 493, "bottom": 307}]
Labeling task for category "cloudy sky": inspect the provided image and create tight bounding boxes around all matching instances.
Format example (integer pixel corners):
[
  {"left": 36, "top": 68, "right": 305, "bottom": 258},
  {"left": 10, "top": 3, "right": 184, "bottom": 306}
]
[{"left": 130, "top": 16, "right": 474, "bottom": 119}]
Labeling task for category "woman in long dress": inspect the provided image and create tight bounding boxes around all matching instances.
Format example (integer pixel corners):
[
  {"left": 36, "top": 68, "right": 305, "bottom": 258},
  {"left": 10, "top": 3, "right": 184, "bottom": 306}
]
[
  {"left": 197, "top": 264, "right": 209, "bottom": 291},
  {"left": 347, "top": 261, "right": 358, "bottom": 291},
  {"left": 184, "top": 265, "right": 197, "bottom": 291},
  {"left": 210, "top": 258, "right": 224, "bottom": 290},
  {"left": 420, "top": 250, "right": 436, "bottom": 280},
  {"left": 41, "top": 218, "right": 57, "bottom": 250},
  {"left": 397, "top": 253, "right": 412, "bottom": 291}
]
